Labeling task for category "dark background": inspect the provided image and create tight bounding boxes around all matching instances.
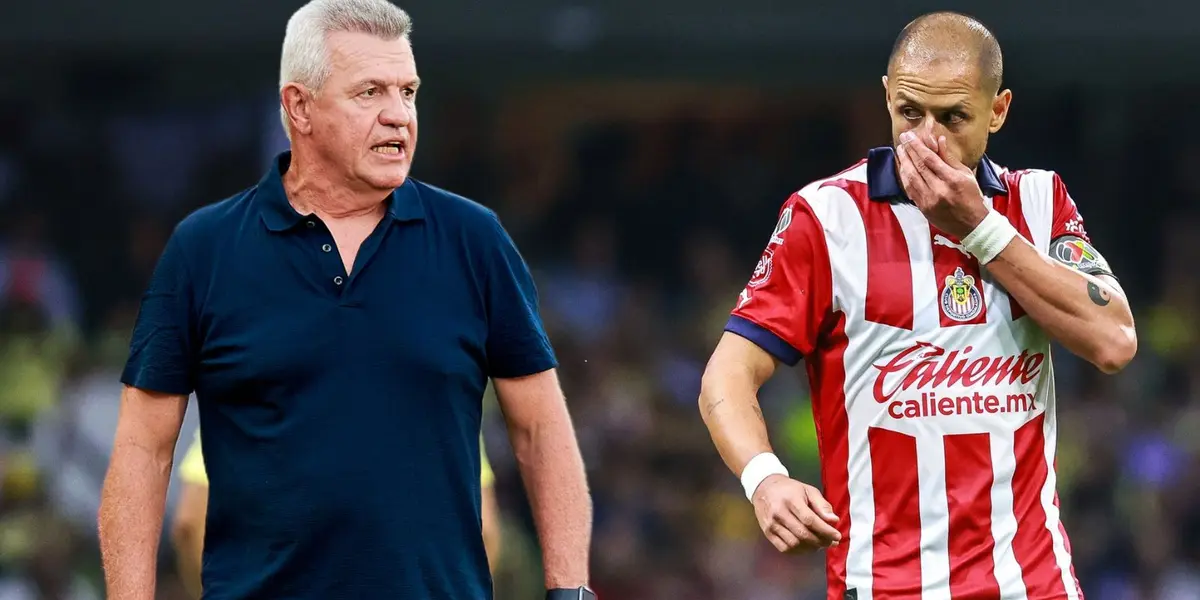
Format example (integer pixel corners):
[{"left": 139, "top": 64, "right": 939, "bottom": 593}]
[{"left": 0, "top": 1, "right": 1197, "bottom": 598}]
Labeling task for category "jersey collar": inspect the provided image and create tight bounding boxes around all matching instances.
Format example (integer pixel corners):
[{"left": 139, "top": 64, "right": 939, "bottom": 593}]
[{"left": 866, "top": 146, "right": 1007, "bottom": 202}]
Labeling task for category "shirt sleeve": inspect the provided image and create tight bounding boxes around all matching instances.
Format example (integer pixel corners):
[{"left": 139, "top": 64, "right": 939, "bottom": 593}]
[
  {"left": 482, "top": 212, "right": 558, "bottom": 379},
  {"left": 121, "top": 231, "right": 198, "bottom": 395},
  {"left": 1048, "top": 172, "right": 1091, "bottom": 243},
  {"left": 179, "top": 431, "right": 208, "bottom": 486},
  {"left": 726, "top": 194, "right": 834, "bottom": 366}
]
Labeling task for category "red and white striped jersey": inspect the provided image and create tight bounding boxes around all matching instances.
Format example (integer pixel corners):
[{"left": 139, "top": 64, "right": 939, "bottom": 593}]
[{"left": 728, "top": 147, "right": 1091, "bottom": 600}]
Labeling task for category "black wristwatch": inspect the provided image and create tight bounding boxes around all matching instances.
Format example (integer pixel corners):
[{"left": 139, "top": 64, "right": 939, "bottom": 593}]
[{"left": 545, "top": 587, "right": 596, "bottom": 600}]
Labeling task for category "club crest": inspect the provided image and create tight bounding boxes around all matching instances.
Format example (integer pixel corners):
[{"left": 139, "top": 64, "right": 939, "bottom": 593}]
[{"left": 940, "top": 267, "right": 983, "bottom": 321}]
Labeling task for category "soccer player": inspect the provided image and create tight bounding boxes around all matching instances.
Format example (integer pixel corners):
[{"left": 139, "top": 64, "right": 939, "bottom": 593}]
[
  {"left": 169, "top": 432, "right": 507, "bottom": 597},
  {"left": 97, "top": 1, "right": 594, "bottom": 598},
  {"left": 699, "top": 11, "right": 1135, "bottom": 600}
]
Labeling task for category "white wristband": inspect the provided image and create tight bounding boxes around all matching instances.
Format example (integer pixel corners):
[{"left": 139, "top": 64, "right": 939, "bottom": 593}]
[
  {"left": 740, "top": 452, "right": 789, "bottom": 501},
  {"left": 960, "top": 209, "right": 1019, "bottom": 265}
]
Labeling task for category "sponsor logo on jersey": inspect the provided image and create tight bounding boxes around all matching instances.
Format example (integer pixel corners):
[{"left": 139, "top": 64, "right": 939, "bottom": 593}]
[
  {"left": 940, "top": 267, "right": 983, "bottom": 322},
  {"left": 871, "top": 341, "right": 1046, "bottom": 419}
]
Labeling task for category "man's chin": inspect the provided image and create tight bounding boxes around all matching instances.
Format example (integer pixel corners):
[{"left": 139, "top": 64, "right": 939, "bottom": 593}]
[{"left": 364, "top": 167, "right": 411, "bottom": 190}]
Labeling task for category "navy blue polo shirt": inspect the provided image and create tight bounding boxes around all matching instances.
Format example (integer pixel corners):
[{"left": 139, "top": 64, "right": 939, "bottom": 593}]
[{"left": 122, "top": 153, "right": 556, "bottom": 599}]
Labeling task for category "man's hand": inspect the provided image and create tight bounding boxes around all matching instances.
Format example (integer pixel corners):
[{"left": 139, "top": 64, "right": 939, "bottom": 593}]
[
  {"left": 895, "top": 131, "right": 989, "bottom": 238},
  {"left": 752, "top": 474, "right": 841, "bottom": 553}
]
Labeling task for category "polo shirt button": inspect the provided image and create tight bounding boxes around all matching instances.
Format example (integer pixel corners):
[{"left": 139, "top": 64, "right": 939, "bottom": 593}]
[
  {"left": 322, "top": 244, "right": 332, "bottom": 252},
  {"left": 306, "top": 220, "right": 316, "bottom": 228},
  {"left": 333, "top": 276, "right": 344, "bottom": 285}
]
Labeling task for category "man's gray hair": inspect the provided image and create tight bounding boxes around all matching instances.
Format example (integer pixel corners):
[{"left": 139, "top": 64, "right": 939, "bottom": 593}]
[{"left": 279, "top": 0, "right": 413, "bottom": 139}]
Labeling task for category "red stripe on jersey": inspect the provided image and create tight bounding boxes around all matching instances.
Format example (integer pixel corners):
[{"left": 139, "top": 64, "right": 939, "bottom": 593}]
[
  {"left": 944, "top": 433, "right": 1001, "bottom": 599},
  {"left": 825, "top": 180, "right": 914, "bottom": 330},
  {"left": 869, "top": 427, "right": 922, "bottom": 597},
  {"left": 1054, "top": 491, "right": 1085, "bottom": 598},
  {"left": 809, "top": 313, "right": 851, "bottom": 600},
  {"left": 929, "top": 226, "right": 988, "bottom": 327},
  {"left": 992, "top": 176, "right": 1035, "bottom": 320},
  {"left": 1011, "top": 414, "right": 1068, "bottom": 598}
]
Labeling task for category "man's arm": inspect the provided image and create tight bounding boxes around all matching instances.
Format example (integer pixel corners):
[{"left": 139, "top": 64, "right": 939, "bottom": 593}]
[
  {"left": 99, "top": 386, "right": 189, "bottom": 600},
  {"left": 699, "top": 333, "right": 841, "bottom": 552},
  {"left": 897, "top": 132, "right": 1136, "bottom": 373},
  {"left": 493, "top": 370, "right": 590, "bottom": 589},
  {"left": 699, "top": 333, "right": 778, "bottom": 476},
  {"left": 984, "top": 242, "right": 1135, "bottom": 373}
]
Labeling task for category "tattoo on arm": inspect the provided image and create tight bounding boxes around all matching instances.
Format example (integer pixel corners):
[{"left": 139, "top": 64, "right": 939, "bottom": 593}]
[
  {"left": 1087, "top": 281, "right": 1111, "bottom": 306},
  {"left": 704, "top": 398, "right": 726, "bottom": 418}
]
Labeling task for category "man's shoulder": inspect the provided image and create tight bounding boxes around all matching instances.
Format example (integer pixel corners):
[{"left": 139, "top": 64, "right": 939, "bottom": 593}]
[
  {"left": 408, "top": 179, "right": 502, "bottom": 231},
  {"left": 795, "top": 158, "right": 872, "bottom": 205},
  {"left": 172, "top": 186, "right": 259, "bottom": 248}
]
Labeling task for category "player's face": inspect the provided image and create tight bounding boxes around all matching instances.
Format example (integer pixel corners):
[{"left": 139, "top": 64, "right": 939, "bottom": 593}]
[
  {"left": 883, "top": 59, "right": 1011, "bottom": 170},
  {"left": 310, "top": 31, "right": 420, "bottom": 191}
]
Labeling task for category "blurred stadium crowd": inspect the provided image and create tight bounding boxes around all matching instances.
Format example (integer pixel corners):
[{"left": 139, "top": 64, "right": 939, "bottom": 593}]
[{"left": 0, "top": 75, "right": 1198, "bottom": 600}]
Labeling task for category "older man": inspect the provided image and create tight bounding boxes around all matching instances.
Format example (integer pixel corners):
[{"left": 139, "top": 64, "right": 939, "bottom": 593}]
[{"left": 97, "top": 1, "right": 593, "bottom": 599}]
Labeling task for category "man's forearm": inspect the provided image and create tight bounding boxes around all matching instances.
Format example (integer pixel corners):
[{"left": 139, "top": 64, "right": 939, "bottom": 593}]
[
  {"left": 511, "top": 416, "right": 591, "bottom": 588},
  {"left": 99, "top": 441, "right": 174, "bottom": 600},
  {"left": 987, "top": 238, "right": 1136, "bottom": 373},
  {"left": 699, "top": 365, "right": 774, "bottom": 477}
]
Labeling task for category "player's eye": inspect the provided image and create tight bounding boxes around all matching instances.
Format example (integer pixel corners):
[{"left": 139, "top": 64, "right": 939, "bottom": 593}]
[
  {"left": 945, "top": 112, "right": 967, "bottom": 124},
  {"left": 901, "top": 106, "right": 923, "bottom": 120},
  {"left": 361, "top": 87, "right": 379, "bottom": 98},
  {"left": 402, "top": 87, "right": 416, "bottom": 99}
]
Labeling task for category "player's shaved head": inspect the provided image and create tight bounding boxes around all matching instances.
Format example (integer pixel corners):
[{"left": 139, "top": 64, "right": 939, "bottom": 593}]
[{"left": 888, "top": 12, "right": 1003, "bottom": 95}]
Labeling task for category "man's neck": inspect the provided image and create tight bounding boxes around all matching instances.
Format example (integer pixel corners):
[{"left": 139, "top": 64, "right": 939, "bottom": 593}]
[{"left": 283, "top": 149, "right": 388, "bottom": 221}]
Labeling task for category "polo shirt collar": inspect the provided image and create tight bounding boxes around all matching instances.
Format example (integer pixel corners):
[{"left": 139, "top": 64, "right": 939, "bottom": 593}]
[
  {"left": 258, "top": 151, "right": 426, "bottom": 232},
  {"left": 866, "top": 146, "right": 1007, "bottom": 202}
]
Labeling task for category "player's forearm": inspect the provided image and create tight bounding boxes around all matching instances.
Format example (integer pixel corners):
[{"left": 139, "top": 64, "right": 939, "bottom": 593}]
[
  {"left": 987, "top": 238, "right": 1136, "bottom": 373},
  {"left": 510, "top": 411, "right": 591, "bottom": 588},
  {"left": 699, "top": 361, "right": 774, "bottom": 477},
  {"left": 99, "top": 441, "right": 174, "bottom": 600}
]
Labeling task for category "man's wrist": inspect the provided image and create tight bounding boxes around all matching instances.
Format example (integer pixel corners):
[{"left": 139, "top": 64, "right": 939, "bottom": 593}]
[{"left": 546, "top": 586, "right": 596, "bottom": 600}]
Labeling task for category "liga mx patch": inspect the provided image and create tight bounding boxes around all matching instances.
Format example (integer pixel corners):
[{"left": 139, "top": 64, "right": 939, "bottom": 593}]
[
  {"left": 940, "top": 266, "right": 983, "bottom": 322},
  {"left": 1051, "top": 235, "right": 1112, "bottom": 276}
]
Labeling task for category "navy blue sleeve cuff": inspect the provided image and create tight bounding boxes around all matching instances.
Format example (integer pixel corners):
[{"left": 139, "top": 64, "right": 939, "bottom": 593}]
[{"left": 724, "top": 315, "right": 802, "bottom": 366}]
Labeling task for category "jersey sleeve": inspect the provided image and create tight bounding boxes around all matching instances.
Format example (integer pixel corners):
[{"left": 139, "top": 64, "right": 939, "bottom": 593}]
[
  {"left": 725, "top": 194, "right": 834, "bottom": 366},
  {"left": 1048, "top": 172, "right": 1090, "bottom": 242},
  {"left": 482, "top": 212, "right": 559, "bottom": 379},
  {"left": 1046, "top": 172, "right": 1115, "bottom": 278},
  {"left": 121, "top": 231, "right": 198, "bottom": 395},
  {"left": 179, "top": 431, "right": 208, "bottom": 486}
]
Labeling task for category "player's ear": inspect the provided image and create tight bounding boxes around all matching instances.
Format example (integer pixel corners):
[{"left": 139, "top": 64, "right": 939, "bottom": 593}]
[
  {"left": 281, "top": 82, "right": 315, "bottom": 137},
  {"left": 881, "top": 75, "right": 891, "bottom": 109},
  {"left": 988, "top": 88, "right": 1012, "bottom": 134}
]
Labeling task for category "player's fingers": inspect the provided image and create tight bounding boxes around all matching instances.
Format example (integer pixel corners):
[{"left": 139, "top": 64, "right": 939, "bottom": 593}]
[
  {"left": 786, "top": 501, "right": 841, "bottom": 547},
  {"left": 895, "top": 143, "right": 931, "bottom": 201},
  {"left": 804, "top": 486, "right": 840, "bottom": 525},
  {"left": 771, "top": 520, "right": 803, "bottom": 547},
  {"left": 906, "top": 134, "right": 957, "bottom": 180},
  {"left": 763, "top": 528, "right": 791, "bottom": 552},
  {"left": 772, "top": 507, "right": 817, "bottom": 548}
]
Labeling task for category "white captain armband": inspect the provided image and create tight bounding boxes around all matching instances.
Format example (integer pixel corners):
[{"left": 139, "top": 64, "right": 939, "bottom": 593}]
[{"left": 1049, "top": 235, "right": 1115, "bottom": 278}]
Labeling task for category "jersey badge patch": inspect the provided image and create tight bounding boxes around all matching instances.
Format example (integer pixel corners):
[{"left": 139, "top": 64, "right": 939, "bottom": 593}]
[{"left": 941, "top": 267, "right": 983, "bottom": 322}]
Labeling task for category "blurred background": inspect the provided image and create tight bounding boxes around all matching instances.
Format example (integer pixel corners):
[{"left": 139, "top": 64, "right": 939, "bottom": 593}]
[{"left": 1, "top": 0, "right": 1199, "bottom": 598}]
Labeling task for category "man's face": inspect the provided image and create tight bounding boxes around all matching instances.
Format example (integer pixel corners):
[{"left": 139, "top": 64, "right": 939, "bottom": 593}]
[
  {"left": 306, "top": 31, "right": 420, "bottom": 191},
  {"left": 883, "top": 57, "right": 1010, "bottom": 170}
]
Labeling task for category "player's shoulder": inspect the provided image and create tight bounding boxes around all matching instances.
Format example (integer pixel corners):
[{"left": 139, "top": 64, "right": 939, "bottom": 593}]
[
  {"left": 771, "top": 159, "right": 871, "bottom": 221},
  {"left": 994, "top": 162, "right": 1069, "bottom": 197}
]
